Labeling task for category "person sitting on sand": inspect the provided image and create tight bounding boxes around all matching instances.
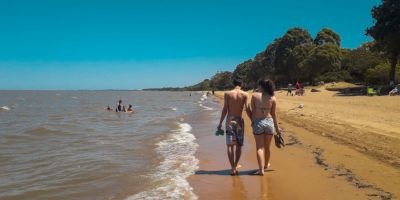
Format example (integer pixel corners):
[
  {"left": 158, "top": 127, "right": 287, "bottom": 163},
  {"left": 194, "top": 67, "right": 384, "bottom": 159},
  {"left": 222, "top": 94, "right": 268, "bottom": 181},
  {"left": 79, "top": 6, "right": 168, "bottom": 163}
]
[
  {"left": 249, "top": 79, "right": 282, "bottom": 176},
  {"left": 217, "top": 78, "right": 249, "bottom": 176},
  {"left": 115, "top": 99, "right": 126, "bottom": 112},
  {"left": 389, "top": 85, "right": 399, "bottom": 96},
  {"left": 127, "top": 104, "right": 134, "bottom": 112}
]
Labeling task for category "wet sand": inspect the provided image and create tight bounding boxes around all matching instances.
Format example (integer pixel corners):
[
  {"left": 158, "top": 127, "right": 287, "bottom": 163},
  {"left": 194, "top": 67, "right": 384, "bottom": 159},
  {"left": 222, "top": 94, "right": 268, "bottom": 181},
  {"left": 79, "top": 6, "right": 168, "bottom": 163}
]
[{"left": 188, "top": 89, "right": 400, "bottom": 200}]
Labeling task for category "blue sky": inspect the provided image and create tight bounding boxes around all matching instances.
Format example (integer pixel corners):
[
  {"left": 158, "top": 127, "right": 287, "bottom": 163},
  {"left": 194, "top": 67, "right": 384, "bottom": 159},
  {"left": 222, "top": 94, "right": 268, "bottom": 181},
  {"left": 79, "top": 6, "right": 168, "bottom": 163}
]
[{"left": 0, "top": 0, "right": 380, "bottom": 90}]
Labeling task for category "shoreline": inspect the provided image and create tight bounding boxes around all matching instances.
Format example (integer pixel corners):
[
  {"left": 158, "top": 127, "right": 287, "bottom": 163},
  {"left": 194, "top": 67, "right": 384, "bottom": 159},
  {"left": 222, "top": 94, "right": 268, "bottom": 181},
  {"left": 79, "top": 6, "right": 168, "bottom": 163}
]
[{"left": 188, "top": 90, "right": 399, "bottom": 199}]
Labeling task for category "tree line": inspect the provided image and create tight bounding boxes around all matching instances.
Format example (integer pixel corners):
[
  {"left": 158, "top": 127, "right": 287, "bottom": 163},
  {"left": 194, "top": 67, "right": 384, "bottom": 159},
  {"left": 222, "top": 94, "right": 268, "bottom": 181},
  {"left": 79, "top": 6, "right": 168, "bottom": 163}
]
[{"left": 183, "top": 0, "right": 399, "bottom": 91}]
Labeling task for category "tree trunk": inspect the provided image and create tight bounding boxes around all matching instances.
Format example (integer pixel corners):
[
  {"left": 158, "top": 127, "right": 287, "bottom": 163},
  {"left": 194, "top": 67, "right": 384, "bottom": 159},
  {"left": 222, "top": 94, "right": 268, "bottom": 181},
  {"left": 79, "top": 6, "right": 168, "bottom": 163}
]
[{"left": 389, "top": 51, "right": 398, "bottom": 84}]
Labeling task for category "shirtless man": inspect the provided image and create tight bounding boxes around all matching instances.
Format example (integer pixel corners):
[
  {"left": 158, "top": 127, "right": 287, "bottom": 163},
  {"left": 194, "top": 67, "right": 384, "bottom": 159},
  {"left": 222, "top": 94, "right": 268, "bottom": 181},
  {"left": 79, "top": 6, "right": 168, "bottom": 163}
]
[
  {"left": 217, "top": 78, "right": 249, "bottom": 175},
  {"left": 250, "top": 79, "right": 281, "bottom": 176}
]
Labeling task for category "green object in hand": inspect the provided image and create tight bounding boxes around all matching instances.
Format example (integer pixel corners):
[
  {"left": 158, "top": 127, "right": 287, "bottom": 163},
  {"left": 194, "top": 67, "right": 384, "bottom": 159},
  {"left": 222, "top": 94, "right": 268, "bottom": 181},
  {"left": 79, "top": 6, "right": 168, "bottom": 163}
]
[{"left": 215, "top": 128, "right": 224, "bottom": 136}]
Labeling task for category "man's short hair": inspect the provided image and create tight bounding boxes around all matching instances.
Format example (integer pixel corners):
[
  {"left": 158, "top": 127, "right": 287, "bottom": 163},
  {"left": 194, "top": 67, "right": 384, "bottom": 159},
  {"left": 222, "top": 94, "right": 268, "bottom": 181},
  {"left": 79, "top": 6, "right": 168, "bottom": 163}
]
[{"left": 233, "top": 78, "right": 242, "bottom": 87}]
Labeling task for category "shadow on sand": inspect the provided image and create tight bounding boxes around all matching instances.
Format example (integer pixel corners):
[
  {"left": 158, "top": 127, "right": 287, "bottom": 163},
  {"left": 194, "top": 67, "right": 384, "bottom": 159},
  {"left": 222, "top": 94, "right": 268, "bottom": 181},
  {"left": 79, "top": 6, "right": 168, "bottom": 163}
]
[
  {"left": 195, "top": 169, "right": 274, "bottom": 176},
  {"left": 328, "top": 86, "right": 367, "bottom": 97}
]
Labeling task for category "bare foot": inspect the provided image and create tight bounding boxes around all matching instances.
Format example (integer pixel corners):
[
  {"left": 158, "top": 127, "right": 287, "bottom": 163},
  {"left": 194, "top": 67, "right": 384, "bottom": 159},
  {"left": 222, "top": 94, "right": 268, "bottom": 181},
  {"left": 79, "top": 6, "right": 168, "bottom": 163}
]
[
  {"left": 230, "top": 169, "right": 237, "bottom": 176},
  {"left": 264, "top": 163, "right": 271, "bottom": 171},
  {"left": 249, "top": 170, "right": 264, "bottom": 176}
]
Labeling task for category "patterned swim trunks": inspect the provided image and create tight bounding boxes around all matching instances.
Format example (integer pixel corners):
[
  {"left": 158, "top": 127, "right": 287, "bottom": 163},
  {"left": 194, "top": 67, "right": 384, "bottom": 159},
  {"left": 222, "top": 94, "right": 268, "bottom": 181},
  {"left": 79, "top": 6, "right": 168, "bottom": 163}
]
[{"left": 225, "top": 116, "right": 244, "bottom": 146}]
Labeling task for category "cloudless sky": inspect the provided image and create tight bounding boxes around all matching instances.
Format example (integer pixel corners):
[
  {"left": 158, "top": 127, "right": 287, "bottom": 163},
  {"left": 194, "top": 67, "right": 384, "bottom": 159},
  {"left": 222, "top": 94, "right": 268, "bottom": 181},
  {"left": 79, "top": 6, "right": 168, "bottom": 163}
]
[{"left": 0, "top": 0, "right": 380, "bottom": 90}]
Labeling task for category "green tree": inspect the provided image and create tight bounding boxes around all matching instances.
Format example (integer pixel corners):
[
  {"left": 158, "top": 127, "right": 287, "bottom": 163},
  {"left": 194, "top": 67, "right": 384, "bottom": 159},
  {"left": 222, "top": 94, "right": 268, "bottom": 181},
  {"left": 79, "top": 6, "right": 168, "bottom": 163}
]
[
  {"left": 341, "top": 43, "right": 385, "bottom": 82},
  {"left": 289, "top": 43, "right": 315, "bottom": 81},
  {"left": 366, "top": 63, "right": 400, "bottom": 84},
  {"left": 274, "top": 27, "right": 313, "bottom": 83},
  {"left": 366, "top": 0, "right": 400, "bottom": 84},
  {"left": 210, "top": 71, "right": 233, "bottom": 90},
  {"left": 301, "top": 44, "right": 342, "bottom": 82},
  {"left": 314, "top": 28, "right": 341, "bottom": 46},
  {"left": 233, "top": 59, "right": 253, "bottom": 90},
  {"left": 185, "top": 79, "right": 211, "bottom": 91}
]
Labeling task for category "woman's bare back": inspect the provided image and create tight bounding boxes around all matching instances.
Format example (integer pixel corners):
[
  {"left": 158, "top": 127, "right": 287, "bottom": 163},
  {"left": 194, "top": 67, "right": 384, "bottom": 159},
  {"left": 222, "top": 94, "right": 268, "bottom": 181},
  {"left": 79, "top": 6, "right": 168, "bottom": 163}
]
[{"left": 251, "top": 92, "right": 275, "bottom": 119}]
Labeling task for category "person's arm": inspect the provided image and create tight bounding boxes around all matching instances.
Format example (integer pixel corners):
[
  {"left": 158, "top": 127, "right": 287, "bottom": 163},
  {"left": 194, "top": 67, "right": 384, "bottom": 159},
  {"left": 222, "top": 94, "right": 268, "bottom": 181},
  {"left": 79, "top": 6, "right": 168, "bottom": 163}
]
[
  {"left": 250, "top": 95, "right": 256, "bottom": 123},
  {"left": 218, "top": 93, "right": 228, "bottom": 129},
  {"left": 271, "top": 97, "right": 281, "bottom": 135},
  {"left": 245, "top": 94, "right": 252, "bottom": 120}
]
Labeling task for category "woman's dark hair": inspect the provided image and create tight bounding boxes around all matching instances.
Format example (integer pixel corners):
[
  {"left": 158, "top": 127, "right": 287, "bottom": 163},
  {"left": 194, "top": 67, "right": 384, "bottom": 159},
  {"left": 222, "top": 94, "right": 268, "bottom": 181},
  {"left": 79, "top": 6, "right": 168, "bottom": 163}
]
[{"left": 258, "top": 79, "right": 275, "bottom": 96}]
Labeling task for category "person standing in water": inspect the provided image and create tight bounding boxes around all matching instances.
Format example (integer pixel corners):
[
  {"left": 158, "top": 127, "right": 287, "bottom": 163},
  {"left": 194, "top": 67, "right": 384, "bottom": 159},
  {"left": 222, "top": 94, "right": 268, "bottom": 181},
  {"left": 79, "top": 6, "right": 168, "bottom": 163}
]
[
  {"left": 127, "top": 104, "right": 134, "bottom": 112},
  {"left": 250, "top": 80, "right": 281, "bottom": 176},
  {"left": 217, "top": 78, "right": 249, "bottom": 176},
  {"left": 115, "top": 99, "right": 126, "bottom": 112}
]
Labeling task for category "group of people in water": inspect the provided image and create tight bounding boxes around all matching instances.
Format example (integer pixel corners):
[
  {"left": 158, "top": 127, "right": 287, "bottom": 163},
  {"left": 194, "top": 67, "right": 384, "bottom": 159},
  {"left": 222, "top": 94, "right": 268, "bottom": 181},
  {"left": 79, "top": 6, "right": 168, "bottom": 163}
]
[
  {"left": 105, "top": 99, "right": 134, "bottom": 113},
  {"left": 217, "top": 78, "right": 282, "bottom": 176}
]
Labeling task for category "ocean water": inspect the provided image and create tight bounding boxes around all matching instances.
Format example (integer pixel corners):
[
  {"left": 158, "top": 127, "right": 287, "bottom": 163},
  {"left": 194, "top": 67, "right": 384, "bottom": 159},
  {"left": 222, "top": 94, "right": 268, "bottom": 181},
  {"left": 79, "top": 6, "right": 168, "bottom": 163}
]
[{"left": 0, "top": 91, "right": 220, "bottom": 200}]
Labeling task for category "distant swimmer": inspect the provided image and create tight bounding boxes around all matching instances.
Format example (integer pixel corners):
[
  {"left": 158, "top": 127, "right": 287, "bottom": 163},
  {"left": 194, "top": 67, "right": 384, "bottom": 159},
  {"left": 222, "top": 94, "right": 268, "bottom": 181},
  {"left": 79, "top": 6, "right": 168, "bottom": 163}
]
[
  {"left": 115, "top": 99, "right": 126, "bottom": 112},
  {"left": 105, "top": 105, "right": 113, "bottom": 111},
  {"left": 127, "top": 104, "right": 135, "bottom": 113}
]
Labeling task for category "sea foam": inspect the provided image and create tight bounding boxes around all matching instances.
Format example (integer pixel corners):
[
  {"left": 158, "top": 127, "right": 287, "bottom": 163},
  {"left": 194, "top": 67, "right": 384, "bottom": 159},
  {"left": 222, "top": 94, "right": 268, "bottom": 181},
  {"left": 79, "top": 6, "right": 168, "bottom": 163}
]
[
  {"left": 126, "top": 123, "right": 199, "bottom": 200},
  {"left": 0, "top": 106, "right": 10, "bottom": 111}
]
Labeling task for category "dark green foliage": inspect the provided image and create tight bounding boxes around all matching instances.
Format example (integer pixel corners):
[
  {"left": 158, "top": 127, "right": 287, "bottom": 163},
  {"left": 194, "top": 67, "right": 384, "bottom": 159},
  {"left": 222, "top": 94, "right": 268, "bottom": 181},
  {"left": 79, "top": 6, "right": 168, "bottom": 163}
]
[
  {"left": 185, "top": 79, "right": 211, "bottom": 91},
  {"left": 301, "top": 44, "right": 342, "bottom": 83},
  {"left": 289, "top": 43, "right": 315, "bottom": 81},
  {"left": 365, "top": 63, "right": 400, "bottom": 84},
  {"left": 316, "top": 70, "right": 353, "bottom": 83},
  {"left": 274, "top": 28, "right": 313, "bottom": 83},
  {"left": 314, "top": 28, "right": 341, "bottom": 46},
  {"left": 366, "top": 0, "right": 400, "bottom": 83},
  {"left": 183, "top": 2, "right": 400, "bottom": 91},
  {"left": 341, "top": 43, "right": 385, "bottom": 82},
  {"left": 233, "top": 60, "right": 253, "bottom": 90},
  {"left": 210, "top": 71, "right": 233, "bottom": 90}
]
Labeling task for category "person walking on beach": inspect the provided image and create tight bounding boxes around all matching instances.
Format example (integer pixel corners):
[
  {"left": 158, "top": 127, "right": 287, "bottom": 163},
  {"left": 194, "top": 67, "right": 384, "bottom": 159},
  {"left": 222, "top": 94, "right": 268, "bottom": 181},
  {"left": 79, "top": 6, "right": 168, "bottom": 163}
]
[
  {"left": 217, "top": 78, "right": 249, "bottom": 176},
  {"left": 250, "top": 80, "right": 281, "bottom": 176},
  {"left": 287, "top": 83, "right": 293, "bottom": 96}
]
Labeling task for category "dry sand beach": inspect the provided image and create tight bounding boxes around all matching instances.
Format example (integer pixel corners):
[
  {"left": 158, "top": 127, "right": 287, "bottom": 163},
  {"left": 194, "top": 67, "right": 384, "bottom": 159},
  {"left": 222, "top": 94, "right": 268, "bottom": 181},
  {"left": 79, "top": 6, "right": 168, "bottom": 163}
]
[{"left": 189, "top": 87, "right": 400, "bottom": 200}]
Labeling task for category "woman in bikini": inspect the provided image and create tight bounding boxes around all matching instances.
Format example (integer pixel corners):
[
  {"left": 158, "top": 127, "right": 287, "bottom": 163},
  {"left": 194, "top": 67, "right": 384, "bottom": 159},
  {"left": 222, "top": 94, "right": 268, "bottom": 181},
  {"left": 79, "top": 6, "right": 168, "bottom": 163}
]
[{"left": 250, "top": 79, "right": 281, "bottom": 176}]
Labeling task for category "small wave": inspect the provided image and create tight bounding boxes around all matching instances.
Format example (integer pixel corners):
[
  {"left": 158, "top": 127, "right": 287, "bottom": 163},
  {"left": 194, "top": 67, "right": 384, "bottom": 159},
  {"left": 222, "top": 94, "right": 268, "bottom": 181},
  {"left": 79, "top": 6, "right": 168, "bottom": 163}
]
[
  {"left": 199, "top": 104, "right": 213, "bottom": 111},
  {"left": 23, "top": 127, "right": 68, "bottom": 136},
  {"left": 126, "top": 123, "right": 199, "bottom": 200},
  {"left": 72, "top": 96, "right": 78, "bottom": 99},
  {"left": 0, "top": 106, "right": 10, "bottom": 111},
  {"left": 161, "top": 107, "right": 177, "bottom": 111}
]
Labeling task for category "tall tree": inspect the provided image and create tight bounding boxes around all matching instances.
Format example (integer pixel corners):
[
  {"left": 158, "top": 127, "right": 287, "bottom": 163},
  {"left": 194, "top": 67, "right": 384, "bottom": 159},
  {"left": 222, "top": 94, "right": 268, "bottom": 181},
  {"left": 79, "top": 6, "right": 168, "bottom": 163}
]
[
  {"left": 301, "top": 44, "right": 342, "bottom": 82},
  {"left": 289, "top": 43, "right": 315, "bottom": 81},
  {"left": 366, "top": 0, "right": 400, "bottom": 84},
  {"left": 274, "top": 27, "right": 313, "bottom": 83},
  {"left": 233, "top": 59, "right": 253, "bottom": 90},
  {"left": 314, "top": 28, "right": 341, "bottom": 47},
  {"left": 210, "top": 71, "right": 233, "bottom": 90},
  {"left": 341, "top": 42, "right": 385, "bottom": 82}
]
